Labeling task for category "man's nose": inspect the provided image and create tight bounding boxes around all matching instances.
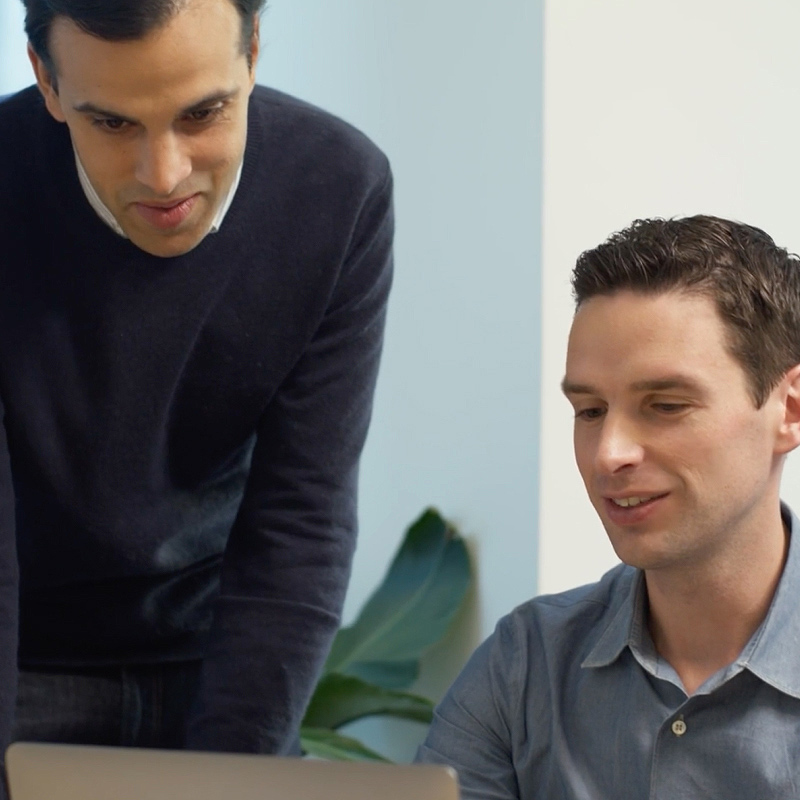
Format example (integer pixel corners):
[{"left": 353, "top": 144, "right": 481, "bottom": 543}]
[
  {"left": 135, "top": 133, "right": 192, "bottom": 197},
  {"left": 594, "top": 414, "right": 644, "bottom": 474}
]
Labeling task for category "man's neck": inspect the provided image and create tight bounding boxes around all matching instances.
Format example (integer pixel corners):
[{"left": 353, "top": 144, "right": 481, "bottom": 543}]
[{"left": 645, "top": 513, "right": 789, "bottom": 696}]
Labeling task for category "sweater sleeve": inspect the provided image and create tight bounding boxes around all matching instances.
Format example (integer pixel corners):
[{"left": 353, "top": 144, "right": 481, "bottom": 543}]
[
  {"left": 184, "top": 163, "right": 394, "bottom": 753},
  {"left": 0, "top": 398, "right": 19, "bottom": 800}
]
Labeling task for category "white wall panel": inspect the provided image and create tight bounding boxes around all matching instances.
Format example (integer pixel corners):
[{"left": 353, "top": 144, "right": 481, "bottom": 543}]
[{"left": 541, "top": 0, "right": 800, "bottom": 593}]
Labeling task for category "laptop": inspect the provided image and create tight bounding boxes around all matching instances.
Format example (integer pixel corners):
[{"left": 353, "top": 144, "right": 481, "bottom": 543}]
[{"left": 6, "top": 742, "right": 459, "bottom": 800}]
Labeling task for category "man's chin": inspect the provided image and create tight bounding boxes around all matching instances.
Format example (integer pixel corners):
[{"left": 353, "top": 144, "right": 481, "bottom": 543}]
[
  {"left": 127, "top": 230, "right": 211, "bottom": 258},
  {"left": 121, "top": 217, "right": 213, "bottom": 258},
  {"left": 115, "top": 194, "right": 215, "bottom": 257}
]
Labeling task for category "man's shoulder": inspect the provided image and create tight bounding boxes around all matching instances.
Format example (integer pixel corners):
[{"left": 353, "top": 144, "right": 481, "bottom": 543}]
[
  {"left": 0, "top": 87, "right": 60, "bottom": 214},
  {"left": 249, "top": 85, "right": 389, "bottom": 180},
  {"left": 0, "top": 86, "right": 63, "bottom": 166},
  {"left": 498, "top": 562, "right": 636, "bottom": 649},
  {"left": 438, "top": 563, "right": 637, "bottom": 723},
  {"left": 0, "top": 85, "right": 46, "bottom": 129}
]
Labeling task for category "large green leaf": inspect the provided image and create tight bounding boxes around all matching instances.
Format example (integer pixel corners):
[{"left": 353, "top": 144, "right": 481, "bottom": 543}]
[
  {"left": 303, "top": 673, "right": 434, "bottom": 729},
  {"left": 341, "top": 659, "right": 419, "bottom": 689},
  {"left": 324, "top": 509, "right": 471, "bottom": 688},
  {"left": 299, "top": 728, "right": 390, "bottom": 762}
]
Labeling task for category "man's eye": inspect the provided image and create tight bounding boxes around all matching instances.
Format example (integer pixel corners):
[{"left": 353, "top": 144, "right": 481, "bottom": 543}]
[
  {"left": 92, "top": 117, "right": 128, "bottom": 132},
  {"left": 187, "top": 106, "right": 223, "bottom": 123},
  {"left": 652, "top": 403, "right": 687, "bottom": 414},
  {"left": 575, "top": 407, "right": 604, "bottom": 420}
]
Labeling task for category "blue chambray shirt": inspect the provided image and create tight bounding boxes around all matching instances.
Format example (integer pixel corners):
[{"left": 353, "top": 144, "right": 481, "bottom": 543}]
[{"left": 417, "top": 505, "right": 800, "bottom": 798}]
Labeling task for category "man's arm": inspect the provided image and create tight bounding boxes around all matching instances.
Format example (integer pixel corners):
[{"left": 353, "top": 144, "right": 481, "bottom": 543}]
[
  {"left": 185, "top": 162, "right": 394, "bottom": 753},
  {"left": 416, "top": 619, "right": 525, "bottom": 800},
  {"left": 0, "top": 105, "right": 17, "bottom": 792}
]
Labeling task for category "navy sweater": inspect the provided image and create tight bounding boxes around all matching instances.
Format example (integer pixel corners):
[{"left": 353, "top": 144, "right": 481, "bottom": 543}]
[{"left": 0, "top": 85, "right": 392, "bottom": 759}]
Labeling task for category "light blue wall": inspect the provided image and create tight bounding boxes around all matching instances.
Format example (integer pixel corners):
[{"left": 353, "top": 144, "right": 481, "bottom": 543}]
[
  {"left": 257, "top": 0, "right": 543, "bottom": 630},
  {"left": 0, "top": 2, "right": 29, "bottom": 96},
  {"left": 256, "top": 4, "right": 544, "bottom": 748}
]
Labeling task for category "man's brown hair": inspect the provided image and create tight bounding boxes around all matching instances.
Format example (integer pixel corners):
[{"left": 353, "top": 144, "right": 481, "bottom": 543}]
[{"left": 571, "top": 215, "right": 800, "bottom": 406}]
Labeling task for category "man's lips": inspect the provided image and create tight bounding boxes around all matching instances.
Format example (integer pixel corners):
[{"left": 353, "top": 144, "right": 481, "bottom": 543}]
[
  {"left": 605, "top": 492, "right": 669, "bottom": 508},
  {"left": 602, "top": 492, "right": 669, "bottom": 524},
  {"left": 133, "top": 194, "right": 200, "bottom": 230}
]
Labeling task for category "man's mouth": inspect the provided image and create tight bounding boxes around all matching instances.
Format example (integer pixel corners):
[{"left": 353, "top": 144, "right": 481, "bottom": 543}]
[
  {"left": 610, "top": 494, "right": 663, "bottom": 508},
  {"left": 133, "top": 194, "right": 200, "bottom": 230}
]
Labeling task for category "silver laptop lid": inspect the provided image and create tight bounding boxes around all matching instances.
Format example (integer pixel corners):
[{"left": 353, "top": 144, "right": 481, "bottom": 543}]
[{"left": 6, "top": 742, "right": 459, "bottom": 800}]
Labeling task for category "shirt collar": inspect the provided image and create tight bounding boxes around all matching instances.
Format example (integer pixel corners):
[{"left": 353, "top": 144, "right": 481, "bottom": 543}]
[
  {"left": 581, "top": 567, "right": 640, "bottom": 669},
  {"left": 581, "top": 503, "right": 800, "bottom": 699},
  {"left": 73, "top": 149, "right": 243, "bottom": 240}
]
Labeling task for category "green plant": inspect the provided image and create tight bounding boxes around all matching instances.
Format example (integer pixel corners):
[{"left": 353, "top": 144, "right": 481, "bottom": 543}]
[{"left": 300, "top": 508, "right": 472, "bottom": 761}]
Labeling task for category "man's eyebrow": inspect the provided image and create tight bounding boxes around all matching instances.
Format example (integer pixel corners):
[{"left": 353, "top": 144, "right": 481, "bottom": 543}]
[
  {"left": 561, "top": 379, "right": 595, "bottom": 396},
  {"left": 73, "top": 101, "right": 137, "bottom": 123},
  {"left": 628, "top": 376, "right": 704, "bottom": 393},
  {"left": 561, "top": 375, "right": 705, "bottom": 396},
  {"left": 181, "top": 89, "right": 241, "bottom": 115},
  {"left": 73, "top": 89, "right": 241, "bottom": 122}
]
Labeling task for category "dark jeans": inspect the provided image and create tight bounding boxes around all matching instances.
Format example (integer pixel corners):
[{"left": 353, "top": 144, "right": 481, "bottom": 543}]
[{"left": 12, "top": 661, "right": 203, "bottom": 749}]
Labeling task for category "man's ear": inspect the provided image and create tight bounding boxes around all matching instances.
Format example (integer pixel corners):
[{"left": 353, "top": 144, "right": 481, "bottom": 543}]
[
  {"left": 27, "top": 43, "right": 66, "bottom": 123},
  {"left": 775, "top": 363, "right": 800, "bottom": 455}
]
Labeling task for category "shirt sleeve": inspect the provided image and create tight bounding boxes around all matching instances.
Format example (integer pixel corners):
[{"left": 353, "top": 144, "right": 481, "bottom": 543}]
[
  {"left": 184, "top": 162, "right": 394, "bottom": 753},
  {"left": 416, "top": 616, "right": 525, "bottom": 800},
  {"left": 0, "top": 398, "right": 19, "bottom": 800}
]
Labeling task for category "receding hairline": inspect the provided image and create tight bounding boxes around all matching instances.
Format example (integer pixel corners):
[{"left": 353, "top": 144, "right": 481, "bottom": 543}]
[
  {"left": 33, "top": 0, "right": 263, "bottom": 83},
  {"left": 571, "top": 277, "right": 724, "bottom": 313}
]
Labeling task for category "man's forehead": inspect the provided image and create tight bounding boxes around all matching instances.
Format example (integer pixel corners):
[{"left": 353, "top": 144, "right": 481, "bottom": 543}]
[
  {"left": 567, "top": 289, "right": 722, "bottom": 340},
  {"left": 561, "top": 373, "right": 707, "bottom": 398},
  {"left": 563, "top": 290, "right": 735, "bottom": 394}
]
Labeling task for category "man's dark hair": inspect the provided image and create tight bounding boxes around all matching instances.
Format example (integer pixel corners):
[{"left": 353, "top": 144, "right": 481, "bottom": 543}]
[
  {"left": 22, "top": 0, "right": 267, "bottom": 84},
  {"left": 571, "top": 215, "right": 800, "bottom": 407}
]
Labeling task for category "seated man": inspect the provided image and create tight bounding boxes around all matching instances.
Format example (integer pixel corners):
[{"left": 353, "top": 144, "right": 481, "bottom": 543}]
[{"left": 417, "top": 215, "right": 800, "bottom": 797}]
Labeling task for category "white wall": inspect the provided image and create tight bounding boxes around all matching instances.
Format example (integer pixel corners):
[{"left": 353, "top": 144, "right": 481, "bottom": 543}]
[{"left": 540, "top": 0, "right": 800, "bottom": 593}]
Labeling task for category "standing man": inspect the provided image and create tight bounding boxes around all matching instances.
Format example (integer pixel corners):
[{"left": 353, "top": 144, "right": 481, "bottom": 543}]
[
  {"left": 0, "top": 0, "right": 392, "bottom": 780},
  {"left": 418, "top": 216, "right": 800, "bottom": 796}
]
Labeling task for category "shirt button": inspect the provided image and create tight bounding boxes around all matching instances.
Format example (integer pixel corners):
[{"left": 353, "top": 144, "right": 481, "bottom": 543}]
[{"left": 671, "top": 718, "right": 687, "bottom": 737}]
